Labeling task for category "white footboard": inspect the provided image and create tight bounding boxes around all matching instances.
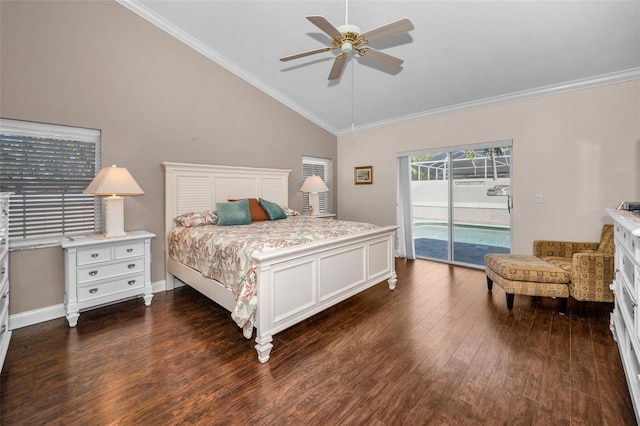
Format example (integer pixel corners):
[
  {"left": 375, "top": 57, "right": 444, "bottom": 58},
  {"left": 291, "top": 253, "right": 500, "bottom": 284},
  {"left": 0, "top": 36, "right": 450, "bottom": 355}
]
[{"left": 253, "top": 225, "right": 397, "bottom": 362}]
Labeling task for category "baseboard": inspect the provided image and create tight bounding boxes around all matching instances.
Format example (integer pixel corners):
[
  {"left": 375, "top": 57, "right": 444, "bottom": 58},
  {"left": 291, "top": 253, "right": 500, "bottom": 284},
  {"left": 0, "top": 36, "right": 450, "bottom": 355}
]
[
  {"left": 152, "top": 279, "right": 166, "bottom": 293},
  {"left": 9, "top": 304, "right": 66, "bottom": 330},
  {"left": 9, "top": 280, "right": 168, "bottom": 330}
]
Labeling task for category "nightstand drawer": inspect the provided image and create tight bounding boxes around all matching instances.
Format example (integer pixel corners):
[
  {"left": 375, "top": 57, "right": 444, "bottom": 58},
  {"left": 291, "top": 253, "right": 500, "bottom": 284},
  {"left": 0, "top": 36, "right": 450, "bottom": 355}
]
[
  {"left": 77, "top": 258, "right": 144, "bottom": 284},
  {"left": 77, "top": 247, "right": 113, "bottom": 266},
  {"left": 77, "top": 274, "right": 144, "bottom": 303},
  {"left": 114, "top": 242, "right": 144, "bottom": 259}
]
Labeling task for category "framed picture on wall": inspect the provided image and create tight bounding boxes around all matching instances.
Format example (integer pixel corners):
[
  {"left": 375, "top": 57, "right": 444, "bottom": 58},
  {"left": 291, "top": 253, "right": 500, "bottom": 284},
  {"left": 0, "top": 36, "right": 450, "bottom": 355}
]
[{"left": 354, "top": 166, "right": 373, "bottom": 185}]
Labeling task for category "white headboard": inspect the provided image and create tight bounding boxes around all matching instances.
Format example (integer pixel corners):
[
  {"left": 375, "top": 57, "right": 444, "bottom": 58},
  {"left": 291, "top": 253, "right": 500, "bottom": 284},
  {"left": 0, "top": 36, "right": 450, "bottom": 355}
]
[{"left": 162, "top": 162, "right": 292, "bottom": 241}]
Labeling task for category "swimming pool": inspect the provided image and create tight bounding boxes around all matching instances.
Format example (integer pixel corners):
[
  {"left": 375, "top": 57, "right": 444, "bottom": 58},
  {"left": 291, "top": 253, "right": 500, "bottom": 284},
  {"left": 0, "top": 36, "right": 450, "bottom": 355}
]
[{"left": 413, "top": 223, "right": 510, "bottom": 248}]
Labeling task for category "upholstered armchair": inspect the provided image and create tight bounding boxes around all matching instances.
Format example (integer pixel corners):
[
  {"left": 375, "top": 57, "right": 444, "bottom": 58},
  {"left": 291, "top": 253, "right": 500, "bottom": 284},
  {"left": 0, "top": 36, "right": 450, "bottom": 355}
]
[{"left": 533, "top": 224, "right": 615, "bottom": 303}]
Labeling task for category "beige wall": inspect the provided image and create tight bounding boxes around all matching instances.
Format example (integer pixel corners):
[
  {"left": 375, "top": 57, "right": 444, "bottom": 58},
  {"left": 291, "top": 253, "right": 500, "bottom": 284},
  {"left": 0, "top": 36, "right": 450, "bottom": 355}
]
[
  {"left": 0, "top": 1, "right": 337, "bottom": 314},
  {"left": 338, "top": 80, "right": 640, "bottom": 254}
]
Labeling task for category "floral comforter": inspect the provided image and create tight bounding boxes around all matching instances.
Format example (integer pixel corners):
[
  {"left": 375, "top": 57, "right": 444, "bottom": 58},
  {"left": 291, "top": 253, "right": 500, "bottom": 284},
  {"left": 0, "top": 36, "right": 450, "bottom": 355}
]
[{"left": 168, "top": 217, "right": 378, "bottom": 338}]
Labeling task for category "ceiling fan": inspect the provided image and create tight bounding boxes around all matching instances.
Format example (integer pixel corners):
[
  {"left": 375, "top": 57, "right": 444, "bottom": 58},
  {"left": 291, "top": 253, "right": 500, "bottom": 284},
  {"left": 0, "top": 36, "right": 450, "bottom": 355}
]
[{"left": 280, "top": 12, "right": 414, "bottom": 81}]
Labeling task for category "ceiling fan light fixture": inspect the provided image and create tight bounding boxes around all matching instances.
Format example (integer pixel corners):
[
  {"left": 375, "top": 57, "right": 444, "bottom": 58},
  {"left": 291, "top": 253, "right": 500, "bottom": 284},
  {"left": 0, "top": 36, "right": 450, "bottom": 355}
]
[{"left": 341, "top": 42, "right": 353, "bottom": 53}]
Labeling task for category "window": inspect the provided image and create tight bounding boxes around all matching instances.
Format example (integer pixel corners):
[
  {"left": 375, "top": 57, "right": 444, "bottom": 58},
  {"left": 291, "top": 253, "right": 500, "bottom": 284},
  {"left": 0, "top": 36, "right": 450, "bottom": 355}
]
[
  {"left": 302, "top": 156, "right": 331, "bottom": 214},
  {"left": 0, "top": 119, "right": 101, "bottom": 246}
]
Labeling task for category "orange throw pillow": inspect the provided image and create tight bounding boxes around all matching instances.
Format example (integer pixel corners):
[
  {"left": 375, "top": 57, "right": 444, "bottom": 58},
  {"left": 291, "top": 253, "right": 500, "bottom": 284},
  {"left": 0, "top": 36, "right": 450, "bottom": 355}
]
[{"left": 229, "top": 198, "right": 269, "bottom": 222}]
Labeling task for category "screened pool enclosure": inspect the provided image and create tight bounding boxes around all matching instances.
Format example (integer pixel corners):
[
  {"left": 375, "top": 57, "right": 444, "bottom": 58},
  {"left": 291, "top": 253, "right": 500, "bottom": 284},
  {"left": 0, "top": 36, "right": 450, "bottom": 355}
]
[{"left": 403, "top": 145, "right": 512, "bottom": 267}]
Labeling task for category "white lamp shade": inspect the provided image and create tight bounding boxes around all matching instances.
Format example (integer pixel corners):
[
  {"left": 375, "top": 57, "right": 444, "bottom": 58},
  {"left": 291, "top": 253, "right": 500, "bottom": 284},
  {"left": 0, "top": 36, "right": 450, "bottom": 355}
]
[
  {"left": 299, "top": 175, "right": 329, "bottom": 193},
  {"left": 299, "top": 175, "right": 328, "bottom": 215},
  {"left": 85, "top": 165, "right": 144, "bottom": 196},
  {"left": 85, "top": 165, "right": 143, "bottom": 238}
]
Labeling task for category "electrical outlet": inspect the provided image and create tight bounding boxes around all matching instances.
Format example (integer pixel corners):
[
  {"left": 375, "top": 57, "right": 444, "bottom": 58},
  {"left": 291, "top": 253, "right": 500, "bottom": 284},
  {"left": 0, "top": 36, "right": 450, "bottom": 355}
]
[{"left": 535, "top": 194, "right": 543, "bottom": 204}]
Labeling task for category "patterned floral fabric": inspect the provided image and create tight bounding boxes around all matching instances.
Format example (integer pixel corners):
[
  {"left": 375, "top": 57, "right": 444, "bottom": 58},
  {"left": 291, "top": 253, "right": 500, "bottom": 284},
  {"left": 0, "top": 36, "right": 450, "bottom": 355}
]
[
  {"left": 174, "top": 210, "right": 218, "bottom": 227},
  {"left": 168, "top": 217, "right": 377, "bottom": 338}
]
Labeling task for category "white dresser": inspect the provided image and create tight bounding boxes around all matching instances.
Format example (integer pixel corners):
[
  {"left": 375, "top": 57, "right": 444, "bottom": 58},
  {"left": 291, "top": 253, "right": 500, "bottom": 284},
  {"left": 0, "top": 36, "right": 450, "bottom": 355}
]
[
  {"left": 607, "top": 208, "right": 640, "bottom": 422},
  {"left": 0, "top": 193, "right": 11, "bottom": 371},
  {"left": 61, "top": 230, "right": 155, "bottom": 327}
]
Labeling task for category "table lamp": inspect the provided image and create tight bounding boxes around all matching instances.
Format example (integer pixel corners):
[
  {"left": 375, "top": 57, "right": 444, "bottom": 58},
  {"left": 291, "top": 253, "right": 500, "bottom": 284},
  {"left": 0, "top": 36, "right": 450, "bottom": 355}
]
[
  {"left": 84, "top": 165, "right": 144, "bottom": 238},
  {"left": 299, "top": 175, "right": 329, "bottom": 215}
]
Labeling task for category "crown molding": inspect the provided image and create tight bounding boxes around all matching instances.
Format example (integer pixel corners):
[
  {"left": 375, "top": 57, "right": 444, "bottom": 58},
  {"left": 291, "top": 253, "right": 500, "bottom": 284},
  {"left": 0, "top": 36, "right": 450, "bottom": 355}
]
[{"left": 337, "top": 68, "right": 640, "bottom": 136}]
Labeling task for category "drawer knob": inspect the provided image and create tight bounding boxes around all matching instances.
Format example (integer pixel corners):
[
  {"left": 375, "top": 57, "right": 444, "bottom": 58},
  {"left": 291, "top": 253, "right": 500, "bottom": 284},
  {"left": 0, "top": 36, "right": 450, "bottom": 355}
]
[
  {"left": 0, "top": 238, "right": 5, "bottom": 245},
  {"left": 1, "top": 325, "right": 5, "bottom": 333},
  {"left": 127, "top": 264, "right": 135, "bottom": 269},
  {"left": 127, "top": 248, "right": 133, "bottom": 253},
  {"left": 89, "top": 270, "right": 98, "bottom": 276},
  {"left": 89, "top": 288, "right": 98, "bottom": 294},
  {"left": 128, "top": 280, "right": 136, "bottom": 285},
  {"left": 0, "top": 267, "right": 5, "bottom": 275},
  {"left": 91, "top": 253, "right": 99, "bottom": 258}
]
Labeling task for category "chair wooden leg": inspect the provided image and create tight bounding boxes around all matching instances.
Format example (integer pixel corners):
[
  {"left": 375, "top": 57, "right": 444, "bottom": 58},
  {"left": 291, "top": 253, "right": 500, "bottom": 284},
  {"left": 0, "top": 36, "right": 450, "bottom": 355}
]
[
  {"left": 506, "top": 293, "right": 514, "bottom": 310},
  {"left": 487, "top": 276, "right": 493, "bottom": 291},
  {"left": 558, "top": 298, "right": 568, "bottom": 315}
]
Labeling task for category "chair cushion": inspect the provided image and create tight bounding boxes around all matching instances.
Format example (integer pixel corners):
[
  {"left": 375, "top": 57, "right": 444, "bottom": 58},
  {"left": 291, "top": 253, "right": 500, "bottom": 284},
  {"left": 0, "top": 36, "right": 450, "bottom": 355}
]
[
  {"left": 485, "top": 254, "right": 571, "bottom": 284},
  {"left": 540, "top": 256, "right": 572, "bottom": 273}
]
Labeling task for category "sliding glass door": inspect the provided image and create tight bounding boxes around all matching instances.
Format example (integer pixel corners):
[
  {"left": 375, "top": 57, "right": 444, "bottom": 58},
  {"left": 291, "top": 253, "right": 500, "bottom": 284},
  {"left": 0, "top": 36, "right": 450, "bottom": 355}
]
[{"left": 410, "top": 142, "right": 512, "bottom": 267}]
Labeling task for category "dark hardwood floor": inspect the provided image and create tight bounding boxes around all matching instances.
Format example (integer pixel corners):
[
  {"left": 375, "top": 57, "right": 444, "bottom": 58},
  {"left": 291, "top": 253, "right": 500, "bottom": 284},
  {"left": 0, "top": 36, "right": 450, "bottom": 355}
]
[{"left": 0, "top": 259, "right": 635, "bottom": 425}]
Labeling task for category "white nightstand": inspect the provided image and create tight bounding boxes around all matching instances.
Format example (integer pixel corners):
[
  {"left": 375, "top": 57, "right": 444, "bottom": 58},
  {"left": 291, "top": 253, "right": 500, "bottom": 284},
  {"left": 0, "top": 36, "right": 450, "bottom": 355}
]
[
  {"left": 61, "top": 230, "right": 155, "bottom": 327},
  {"left": 302, "top": 213, "right": 336, "bottom": 219}
]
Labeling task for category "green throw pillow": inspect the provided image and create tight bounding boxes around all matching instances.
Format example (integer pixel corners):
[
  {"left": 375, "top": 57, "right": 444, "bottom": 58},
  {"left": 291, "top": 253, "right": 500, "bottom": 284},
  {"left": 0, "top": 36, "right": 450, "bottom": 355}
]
[
  {"left": 258, "top": 198, "right": 287, "bottom": 220},
  {"left": 216, "top": 199, "right": 251, "bottom": 226}
]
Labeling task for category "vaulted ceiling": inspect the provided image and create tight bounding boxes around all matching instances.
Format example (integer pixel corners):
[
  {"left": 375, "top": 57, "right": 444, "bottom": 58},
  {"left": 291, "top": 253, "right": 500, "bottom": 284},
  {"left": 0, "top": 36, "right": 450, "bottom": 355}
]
[{"left": 119, "top": 1, "right": 640, "bottom": 135}]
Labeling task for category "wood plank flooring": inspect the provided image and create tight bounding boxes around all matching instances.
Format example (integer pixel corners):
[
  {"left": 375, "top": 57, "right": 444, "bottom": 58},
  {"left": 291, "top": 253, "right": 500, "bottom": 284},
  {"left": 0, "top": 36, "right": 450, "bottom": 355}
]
[{"left": 0, "top": 259, "right": 636, "bottom": 425}]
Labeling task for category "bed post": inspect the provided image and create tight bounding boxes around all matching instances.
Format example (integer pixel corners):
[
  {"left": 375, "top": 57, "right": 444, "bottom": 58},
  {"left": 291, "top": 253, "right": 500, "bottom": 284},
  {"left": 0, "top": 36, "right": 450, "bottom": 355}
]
[
  {"left": 388, "top": 272, "right": 398, "bottom": 290},
  {"left": 254, "top": 262, "right": 274, "bottom": 363}
]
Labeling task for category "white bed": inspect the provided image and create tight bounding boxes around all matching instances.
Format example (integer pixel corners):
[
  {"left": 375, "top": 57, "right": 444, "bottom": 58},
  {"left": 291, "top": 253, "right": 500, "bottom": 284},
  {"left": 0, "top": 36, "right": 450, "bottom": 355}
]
[{"left": 163, "top": 162, "right": 398, "bottom": 362}]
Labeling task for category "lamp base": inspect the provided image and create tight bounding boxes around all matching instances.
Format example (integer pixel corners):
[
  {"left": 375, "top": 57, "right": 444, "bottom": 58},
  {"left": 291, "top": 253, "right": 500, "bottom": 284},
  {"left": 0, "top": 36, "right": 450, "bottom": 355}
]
[
  {"left": 103, "top": 196, "right": 127, "bottom": 238},
  {"left": 309, "top": 192, "right": 321, "bottom": 215}
]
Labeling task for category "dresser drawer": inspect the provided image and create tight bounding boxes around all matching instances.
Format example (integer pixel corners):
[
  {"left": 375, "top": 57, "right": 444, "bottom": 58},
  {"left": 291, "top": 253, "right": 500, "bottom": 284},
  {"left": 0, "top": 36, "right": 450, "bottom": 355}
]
[
  {"left": 77, "top": 246, "right": 113, "bottom": 266},
  {"left": 0, "top": 230, "right": 7, "bottom": 261},
  {"left": 0, "top": 281, "right": 8, "bottom": 323},
  {"left": 632, "top": 233, "right": 640, "bottom": 263},
  {"left": 77, "top": 274, "right": 144, "bottom": 303},
  {"left": 616, "top": 223, "right": 639, "bottom": 260},
  {"left": 114, "top": 242, "right": 144, "bottom": 260},
  {"left": 620, "top": 251, "right": 638, "bottom": 298},
  {"left": 620, "top": 284, "right": 637, "bottom": 336},
  {"left": 77, "top": 258, "right": 144, "bottom": 284},
  {"left": 0, "top": 198, "right": 8, "bottom": 230},
  {"left": 0, "top": 254, "right": 7, "bottom": 287},
  {"left": 0, "top": 308, "right": 8, "bottom": 343}
]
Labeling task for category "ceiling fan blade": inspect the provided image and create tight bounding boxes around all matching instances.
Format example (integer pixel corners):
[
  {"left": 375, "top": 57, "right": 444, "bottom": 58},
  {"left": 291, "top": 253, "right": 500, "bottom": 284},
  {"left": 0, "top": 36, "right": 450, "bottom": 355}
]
[
  {"left": 328, "top": 54, "right": 348, "bottom": 80},
  {"left": 280, "top": 47, "right": 333, "bottom": 62},
  {"left": 361, "top": 18, "right": 414, "bottom": 43},
  {"left": 307, "top": 15, "right": 343, "bottom": 39},
  {"left": 359, "top": 47, "right": 404, "bottom": 68}
]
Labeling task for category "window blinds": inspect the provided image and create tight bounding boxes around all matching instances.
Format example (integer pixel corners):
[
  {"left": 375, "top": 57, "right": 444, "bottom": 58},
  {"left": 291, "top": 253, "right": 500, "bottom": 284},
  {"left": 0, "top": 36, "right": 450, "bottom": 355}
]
[{"left": 0, "top": 119, "right": 101, "bottom": 241}]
